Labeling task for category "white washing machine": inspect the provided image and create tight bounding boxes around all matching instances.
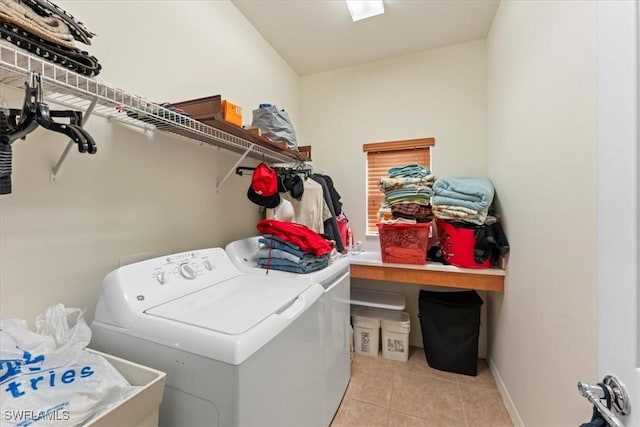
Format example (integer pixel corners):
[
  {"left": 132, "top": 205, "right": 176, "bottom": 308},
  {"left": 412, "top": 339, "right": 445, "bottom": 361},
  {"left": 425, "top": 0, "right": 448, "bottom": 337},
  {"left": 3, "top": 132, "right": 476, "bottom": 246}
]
[
  {"left": 225, "top": 236, "right": 351, "bottom": 427},
  {"left": 90, "top": 247, "right": 325, "bottom": 427}
]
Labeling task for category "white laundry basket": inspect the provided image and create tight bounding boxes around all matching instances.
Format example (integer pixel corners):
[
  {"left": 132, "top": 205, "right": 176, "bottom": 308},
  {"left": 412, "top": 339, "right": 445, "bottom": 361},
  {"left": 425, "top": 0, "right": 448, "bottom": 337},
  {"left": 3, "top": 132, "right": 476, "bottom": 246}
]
[
  {"left": 351, "top": 308, "right": 380, "bottom": 356},
  {"left": 381, "top": 311, "right": 411, "bottom": 362}
]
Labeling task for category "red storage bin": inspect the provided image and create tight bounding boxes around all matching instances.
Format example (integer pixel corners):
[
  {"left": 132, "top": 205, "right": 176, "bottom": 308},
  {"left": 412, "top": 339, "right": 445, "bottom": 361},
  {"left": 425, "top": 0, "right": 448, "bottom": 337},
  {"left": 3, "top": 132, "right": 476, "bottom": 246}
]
[
  {"left": 377, "top": 222, "right": 430, "bottom": 265},
  {"left": 436, "top": 219, "right": 491, "bottom": 268}
]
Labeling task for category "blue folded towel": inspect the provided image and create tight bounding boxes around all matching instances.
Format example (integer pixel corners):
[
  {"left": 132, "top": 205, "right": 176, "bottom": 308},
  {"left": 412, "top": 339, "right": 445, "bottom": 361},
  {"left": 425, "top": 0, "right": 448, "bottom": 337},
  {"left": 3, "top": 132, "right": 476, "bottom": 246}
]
[
  {"left": 387, "top": 164, "right": 430, "bottom": 179},
  {"left": 432, "top": 176, "right": 495, "bottom": 211}
]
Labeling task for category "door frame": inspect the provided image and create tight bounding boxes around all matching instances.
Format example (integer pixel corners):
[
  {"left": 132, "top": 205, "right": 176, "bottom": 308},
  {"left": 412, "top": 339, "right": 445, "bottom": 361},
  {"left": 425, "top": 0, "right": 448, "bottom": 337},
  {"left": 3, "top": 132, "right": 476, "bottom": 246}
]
[{"left": 596, "top": 1, "right": 639, "bottom": 426}]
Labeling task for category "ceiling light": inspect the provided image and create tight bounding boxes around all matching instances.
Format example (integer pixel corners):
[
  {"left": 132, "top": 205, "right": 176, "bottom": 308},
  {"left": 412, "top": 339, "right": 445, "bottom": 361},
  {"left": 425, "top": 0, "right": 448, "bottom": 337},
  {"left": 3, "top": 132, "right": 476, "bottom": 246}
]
[{"left": 345, "top": 0, "right": 384, "bottom": 22}]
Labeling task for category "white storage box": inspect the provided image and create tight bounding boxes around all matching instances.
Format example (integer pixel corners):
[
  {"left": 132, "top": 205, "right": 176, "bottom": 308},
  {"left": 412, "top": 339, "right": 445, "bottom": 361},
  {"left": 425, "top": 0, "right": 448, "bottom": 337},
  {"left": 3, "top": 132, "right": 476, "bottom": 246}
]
[
  {"left": 350, "top": 288, "right": 406, "bottom": 310},
  {"left": 86, "top": 349, "right": 166, "bottom": 427},
  {"left": 381, "top": 311, "right": 411, "bottom": 362},
  {"left": 351, "top": 307, "right": 380, "bottom": 356}
]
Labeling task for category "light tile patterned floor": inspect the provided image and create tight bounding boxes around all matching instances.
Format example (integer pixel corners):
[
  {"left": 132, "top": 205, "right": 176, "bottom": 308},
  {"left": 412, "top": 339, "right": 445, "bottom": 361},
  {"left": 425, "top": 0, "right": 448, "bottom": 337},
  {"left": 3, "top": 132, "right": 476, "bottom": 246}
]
[{"left": 330, "top": 347, "right": 513, "bottom": 427}]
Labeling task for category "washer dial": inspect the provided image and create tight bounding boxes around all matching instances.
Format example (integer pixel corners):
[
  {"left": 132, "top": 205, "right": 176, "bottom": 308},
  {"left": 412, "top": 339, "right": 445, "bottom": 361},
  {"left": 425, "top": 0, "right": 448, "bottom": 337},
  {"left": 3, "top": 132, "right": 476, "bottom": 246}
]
[{"left": 178, "top": 263, "right": 197, "bottom": 280}]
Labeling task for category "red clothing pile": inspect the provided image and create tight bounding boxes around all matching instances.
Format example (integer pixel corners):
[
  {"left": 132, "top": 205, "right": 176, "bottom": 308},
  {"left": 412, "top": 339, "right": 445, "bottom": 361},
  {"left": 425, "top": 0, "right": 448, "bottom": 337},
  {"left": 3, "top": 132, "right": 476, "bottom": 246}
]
[{"left": 256, "top": 219, "right": 334, "bottom": 256}]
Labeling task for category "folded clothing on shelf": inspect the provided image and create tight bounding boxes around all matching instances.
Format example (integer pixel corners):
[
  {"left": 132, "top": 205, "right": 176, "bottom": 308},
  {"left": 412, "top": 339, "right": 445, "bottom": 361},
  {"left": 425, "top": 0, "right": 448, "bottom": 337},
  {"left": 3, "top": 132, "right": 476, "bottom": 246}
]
[
  {"left": 256, "top": 234, "right": 331, "bottom": 274},
  {"left": 432, "top": 176, "right": 495, "bottom": 212},
  {"left": 0, "top": 0, "right": 101, "bottom": 76}
]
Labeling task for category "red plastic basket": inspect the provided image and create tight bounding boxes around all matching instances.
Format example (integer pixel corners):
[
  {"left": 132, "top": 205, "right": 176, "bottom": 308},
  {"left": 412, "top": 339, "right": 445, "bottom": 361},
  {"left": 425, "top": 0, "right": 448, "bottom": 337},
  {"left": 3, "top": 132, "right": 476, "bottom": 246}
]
[{"left": 377, "top": 222, "right": 430, "bottom": 265}]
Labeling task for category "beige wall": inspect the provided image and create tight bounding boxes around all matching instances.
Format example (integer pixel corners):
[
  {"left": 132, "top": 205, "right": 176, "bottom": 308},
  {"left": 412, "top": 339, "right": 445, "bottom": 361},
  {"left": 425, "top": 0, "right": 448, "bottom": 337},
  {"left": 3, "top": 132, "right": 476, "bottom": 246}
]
[
  {"left": 486, "top": 1, "right": 598, "bottom": 425},
  {"left": 300, "top": 40, "right": 488, "bottom": 244},
  {"left": 0, "top": 0, "right": 299, "bottom": 326},
  {"left": 300, "top": 41, "right": 488, "bottom": 350}
]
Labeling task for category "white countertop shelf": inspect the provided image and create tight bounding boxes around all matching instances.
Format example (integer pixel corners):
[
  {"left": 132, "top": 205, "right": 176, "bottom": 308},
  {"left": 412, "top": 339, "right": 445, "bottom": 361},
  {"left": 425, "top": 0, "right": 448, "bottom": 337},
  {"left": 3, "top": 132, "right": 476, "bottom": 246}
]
[
  {"left": 349, "top": 250, "right": 506, "bottom": 292},
  {"left": 350, "top": 251, "right": 506, "bottom": 276}
]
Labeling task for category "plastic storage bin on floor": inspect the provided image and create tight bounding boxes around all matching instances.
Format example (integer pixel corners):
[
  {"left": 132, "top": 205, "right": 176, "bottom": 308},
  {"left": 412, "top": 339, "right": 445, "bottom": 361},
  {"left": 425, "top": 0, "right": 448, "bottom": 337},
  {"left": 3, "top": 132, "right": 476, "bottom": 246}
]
[
  {"left": 351, "top": 309, "right": 380, "bottom": 356},
  {"left": 352, "top": 306, "right": 411, "bottom": 361},
  {"left": 86, "top": 349, "right": 166, "bottom": 427},
  {"left": 418, "top": 290, "right": 483, "bottom": 376},
  {"left": 381, "top": 311, "right": 411, "bottom": 362}
]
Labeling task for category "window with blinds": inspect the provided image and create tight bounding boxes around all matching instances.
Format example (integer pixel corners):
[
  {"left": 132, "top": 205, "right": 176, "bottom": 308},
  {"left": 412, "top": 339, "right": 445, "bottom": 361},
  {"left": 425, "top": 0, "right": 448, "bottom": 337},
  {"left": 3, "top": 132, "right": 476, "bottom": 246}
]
[{"left": 362, "top": 138, "right": 435, "bottom": 234}]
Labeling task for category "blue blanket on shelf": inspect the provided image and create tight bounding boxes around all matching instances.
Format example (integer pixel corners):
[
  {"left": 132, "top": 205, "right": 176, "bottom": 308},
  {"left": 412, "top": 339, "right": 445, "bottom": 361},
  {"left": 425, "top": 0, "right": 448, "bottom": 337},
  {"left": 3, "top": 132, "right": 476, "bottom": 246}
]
[{"left": 432, "top": 176, "right": 495, "bottom": 211}]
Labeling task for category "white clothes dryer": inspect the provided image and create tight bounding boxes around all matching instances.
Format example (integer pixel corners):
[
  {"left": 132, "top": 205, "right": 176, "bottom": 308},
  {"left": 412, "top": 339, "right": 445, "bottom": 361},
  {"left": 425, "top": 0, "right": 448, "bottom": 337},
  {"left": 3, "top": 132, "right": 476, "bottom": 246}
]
[
  {"left": 91, "top": 247, "right": 325, "bottom": 427},
  {"left": 225, "top": 236, "right": 351, "bottom": 426}
]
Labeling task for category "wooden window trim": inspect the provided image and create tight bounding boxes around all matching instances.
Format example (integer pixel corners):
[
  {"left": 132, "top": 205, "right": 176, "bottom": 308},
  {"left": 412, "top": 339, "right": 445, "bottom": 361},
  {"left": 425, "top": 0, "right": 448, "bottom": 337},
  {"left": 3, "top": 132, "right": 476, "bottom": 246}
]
[{"left": 363, "top": 137, "right": 435, "bottom": 153}]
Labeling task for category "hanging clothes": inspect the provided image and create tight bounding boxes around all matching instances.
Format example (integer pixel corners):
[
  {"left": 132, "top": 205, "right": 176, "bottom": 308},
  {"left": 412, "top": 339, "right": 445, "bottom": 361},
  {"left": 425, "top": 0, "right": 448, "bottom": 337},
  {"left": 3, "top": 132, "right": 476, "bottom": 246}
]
[
  {"left": 265, "top": 167, "right": 346, "bottom": 252},
  {"left": 272, "top": 177, "right": 326, "bottom": 234},
  {"left": 317, "top": 174, "right": 343, "bottom": 216},
  {"left": 312, "top": 174, "right": 344, "bottom": 252}
]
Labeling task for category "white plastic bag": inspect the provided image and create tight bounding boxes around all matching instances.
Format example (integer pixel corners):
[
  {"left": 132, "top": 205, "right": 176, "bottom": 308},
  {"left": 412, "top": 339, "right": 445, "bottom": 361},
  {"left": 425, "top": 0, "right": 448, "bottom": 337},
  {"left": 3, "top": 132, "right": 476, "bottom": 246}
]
[
  {"left": 251, "top": 104, "right": 298, "bottom": 150},
  {"left": 0, "top": 304, "right": 138, "bottom": 427}
]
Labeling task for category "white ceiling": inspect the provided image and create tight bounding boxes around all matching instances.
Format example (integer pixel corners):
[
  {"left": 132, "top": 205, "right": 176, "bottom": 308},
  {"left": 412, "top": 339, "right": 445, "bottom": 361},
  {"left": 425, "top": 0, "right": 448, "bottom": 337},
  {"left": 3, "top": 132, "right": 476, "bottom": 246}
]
[{"left": 231, "top": 0, "right": 500, "bottom": 76}]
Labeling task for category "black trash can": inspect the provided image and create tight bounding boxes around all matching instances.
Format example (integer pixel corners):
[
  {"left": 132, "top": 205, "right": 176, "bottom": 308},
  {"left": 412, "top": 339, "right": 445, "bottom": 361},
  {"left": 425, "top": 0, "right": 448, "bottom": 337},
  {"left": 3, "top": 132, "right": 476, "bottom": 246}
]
[{"left": 418, "top": 289, "right": 483, "bottom": 376}]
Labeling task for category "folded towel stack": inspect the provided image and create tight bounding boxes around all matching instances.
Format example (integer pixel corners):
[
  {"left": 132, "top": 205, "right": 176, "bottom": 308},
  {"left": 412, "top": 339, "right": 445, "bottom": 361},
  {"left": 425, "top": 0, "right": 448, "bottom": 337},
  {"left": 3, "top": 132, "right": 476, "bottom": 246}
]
[
  {"left": 431, "top": 176, "right": 495, "bottom": 226},
  {"left": 377, "top": 163, "right": 434, "bottom": 224}
]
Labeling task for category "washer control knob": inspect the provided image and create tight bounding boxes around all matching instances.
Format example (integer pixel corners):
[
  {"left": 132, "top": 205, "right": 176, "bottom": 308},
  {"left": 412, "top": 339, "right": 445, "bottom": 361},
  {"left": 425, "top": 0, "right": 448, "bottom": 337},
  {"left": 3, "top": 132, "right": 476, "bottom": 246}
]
[
  {"left": 204, "top": 260, "right": 214, "bottom": 271},
  {"left": 179, "top": 263, "right": 197, "bottom": 280},
  {"left": 157, "top": 272, "right": 166, "bottom": 284}
]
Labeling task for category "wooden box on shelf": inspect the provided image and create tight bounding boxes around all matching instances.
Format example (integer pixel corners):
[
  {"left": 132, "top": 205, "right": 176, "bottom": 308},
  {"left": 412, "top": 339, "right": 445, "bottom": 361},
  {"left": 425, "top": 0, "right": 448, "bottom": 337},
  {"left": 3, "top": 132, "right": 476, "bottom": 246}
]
[
  {"left": 298, "top": 145, "right": 312, "bottom": 160},
  {"left": 172, "top": 95, "right": 222, "bottom": 125}
]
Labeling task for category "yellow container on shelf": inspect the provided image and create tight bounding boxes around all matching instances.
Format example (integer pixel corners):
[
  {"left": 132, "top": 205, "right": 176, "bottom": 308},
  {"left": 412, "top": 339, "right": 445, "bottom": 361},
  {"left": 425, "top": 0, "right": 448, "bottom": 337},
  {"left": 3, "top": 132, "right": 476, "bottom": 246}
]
[{"left": 221, "top": 99, "right": 242, "bottom": 126}]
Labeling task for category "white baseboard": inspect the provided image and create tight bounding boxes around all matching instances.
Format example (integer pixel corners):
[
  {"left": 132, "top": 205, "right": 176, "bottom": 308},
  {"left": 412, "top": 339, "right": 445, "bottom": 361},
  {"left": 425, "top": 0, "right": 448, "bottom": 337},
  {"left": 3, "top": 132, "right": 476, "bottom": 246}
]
[{"left": 488, "top": 357, "right": 524, "bottom": 427}]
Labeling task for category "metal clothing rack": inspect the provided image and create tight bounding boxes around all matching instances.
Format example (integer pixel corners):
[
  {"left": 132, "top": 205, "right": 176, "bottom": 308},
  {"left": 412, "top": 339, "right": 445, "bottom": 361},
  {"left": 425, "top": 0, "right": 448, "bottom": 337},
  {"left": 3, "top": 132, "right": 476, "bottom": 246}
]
[
  {"left": 0, "top": 43, "right": 301, "bottom": 187},
  {"left": 235, "top": 163, "right": 312, "bottom": 177}
]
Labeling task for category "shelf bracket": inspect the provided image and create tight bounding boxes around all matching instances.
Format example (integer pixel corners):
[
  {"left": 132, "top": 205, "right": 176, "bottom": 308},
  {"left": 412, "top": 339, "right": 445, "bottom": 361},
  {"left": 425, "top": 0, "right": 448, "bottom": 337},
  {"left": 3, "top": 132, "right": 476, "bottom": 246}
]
[
  {"left": 217, "top": 143, "right": 256, "bottom": 192},
  {"left": 49, "top": 95, "right": 99, "bottom": 182}
]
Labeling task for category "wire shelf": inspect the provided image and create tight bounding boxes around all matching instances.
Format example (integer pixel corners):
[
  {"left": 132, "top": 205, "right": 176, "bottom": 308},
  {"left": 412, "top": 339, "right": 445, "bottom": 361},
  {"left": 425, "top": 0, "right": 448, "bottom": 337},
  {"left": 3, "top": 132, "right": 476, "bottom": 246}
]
[{"left": 0, "top": 42, "right": 298, "bottom": 164}]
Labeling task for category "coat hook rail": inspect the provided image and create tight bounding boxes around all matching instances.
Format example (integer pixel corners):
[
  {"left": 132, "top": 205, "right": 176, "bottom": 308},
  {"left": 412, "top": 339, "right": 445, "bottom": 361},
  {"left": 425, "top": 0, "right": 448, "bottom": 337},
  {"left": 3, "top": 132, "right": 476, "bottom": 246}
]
[
  {"left": 1, "top": 72, "right": 96, "bottom": 194},
  {"left": 235, "top": 166, "right": 256, "bottom": 176},
  {"left": 50, "top": 93, "right": 100, "bottom": 181}
]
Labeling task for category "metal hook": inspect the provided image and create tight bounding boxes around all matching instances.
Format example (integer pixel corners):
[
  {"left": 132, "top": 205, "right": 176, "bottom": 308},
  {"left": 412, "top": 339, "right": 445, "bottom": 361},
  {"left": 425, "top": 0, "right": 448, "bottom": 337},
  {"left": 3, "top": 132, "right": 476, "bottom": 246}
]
[
  {"left": 34, "top": 72, "right": 44, "bottom": 104},
  {"left": 577, "top": 375, "right": 631, "bottom": 427}
]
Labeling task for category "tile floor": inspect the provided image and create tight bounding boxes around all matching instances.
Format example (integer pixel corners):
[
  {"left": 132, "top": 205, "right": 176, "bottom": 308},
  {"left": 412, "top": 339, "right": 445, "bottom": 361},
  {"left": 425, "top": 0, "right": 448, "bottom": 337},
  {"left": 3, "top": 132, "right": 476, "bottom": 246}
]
[{"left": 330, "top": 347, "right": 513, "bottom": 427}]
